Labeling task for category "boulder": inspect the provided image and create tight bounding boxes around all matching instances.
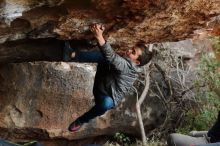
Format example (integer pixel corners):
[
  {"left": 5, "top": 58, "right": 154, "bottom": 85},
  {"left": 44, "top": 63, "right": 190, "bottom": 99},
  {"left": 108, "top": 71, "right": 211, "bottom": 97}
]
[
  {"left": 0, "top": 62, "right": 166, "bottom": 140},
  {"left": 0, "top": 0, "right": 220, "bottom": 62}
]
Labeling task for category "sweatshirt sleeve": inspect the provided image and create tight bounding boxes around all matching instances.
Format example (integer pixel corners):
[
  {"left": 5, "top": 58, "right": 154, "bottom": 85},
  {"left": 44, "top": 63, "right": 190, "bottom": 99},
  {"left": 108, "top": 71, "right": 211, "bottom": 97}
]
[{"left": 99, "top": 42, "right": 130, "bottom": 72}]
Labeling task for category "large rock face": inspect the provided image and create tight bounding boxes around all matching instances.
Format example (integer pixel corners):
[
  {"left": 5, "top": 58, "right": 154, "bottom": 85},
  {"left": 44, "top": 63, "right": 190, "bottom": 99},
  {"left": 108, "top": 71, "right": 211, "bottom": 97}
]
[
  {"left": 0, "top": 62, "right": 166, "bottom": 141},
  {"left": 2, "top": 0, "right": 219, "bottom": 43},
  {"left": 0, "top": 0, "right": 219, "bottom": 63},
  {"left": 0, "top": 62, "right": 95, "bottom": 138}
]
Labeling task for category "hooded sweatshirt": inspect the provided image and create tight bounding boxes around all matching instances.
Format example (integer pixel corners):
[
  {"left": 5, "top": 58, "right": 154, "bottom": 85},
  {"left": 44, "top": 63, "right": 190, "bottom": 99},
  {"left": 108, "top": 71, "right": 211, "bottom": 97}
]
[{"left": 93, "top": 42, "right": 139, "bottom": 106}]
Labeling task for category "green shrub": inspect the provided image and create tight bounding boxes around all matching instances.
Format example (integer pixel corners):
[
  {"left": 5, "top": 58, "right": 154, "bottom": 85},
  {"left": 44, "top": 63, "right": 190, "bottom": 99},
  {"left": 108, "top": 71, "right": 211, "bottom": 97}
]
[
  {"left": 113, "top": 132, "right": 131, "bottom": 146},
  {"left": 199, "top": 54, "right": 220, "bottom": 91},
  {"left": 211, "top": 36, "right": 220, "bottom": 53},
  {"left": 177, "top": 106, "right": 219, "bottom": 134},
  {"left": 104, "top": 138, "right": 165, "bottom": 146},
  {"left": 177, "top": 51, "right": 220, "bottom": 134}
]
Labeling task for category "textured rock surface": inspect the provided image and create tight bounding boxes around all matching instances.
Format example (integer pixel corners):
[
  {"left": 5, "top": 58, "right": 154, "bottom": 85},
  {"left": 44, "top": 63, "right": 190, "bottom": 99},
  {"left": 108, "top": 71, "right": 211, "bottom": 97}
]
[
  {"left": 0, "top": 0, "right": 220, "bottom": 49},
  {"left": 0, "top": 38, "right": 63, "bottom": 63},
  {"left": 0, "top": 62, "right": 166, "bottom": 141}
]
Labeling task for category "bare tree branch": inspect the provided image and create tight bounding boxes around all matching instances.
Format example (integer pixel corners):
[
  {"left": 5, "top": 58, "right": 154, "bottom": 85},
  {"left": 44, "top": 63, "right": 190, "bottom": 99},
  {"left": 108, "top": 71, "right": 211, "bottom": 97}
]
[{"left": 136, "top": 61, "right": 151, "bottom": 146}]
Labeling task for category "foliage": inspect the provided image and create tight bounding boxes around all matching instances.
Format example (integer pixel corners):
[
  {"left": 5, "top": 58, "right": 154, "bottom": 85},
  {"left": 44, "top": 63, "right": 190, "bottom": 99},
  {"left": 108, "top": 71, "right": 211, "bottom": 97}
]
[
  {"left": 210, "top": 36, "right": 220, "bottom": 53},
  {"left": 104, "top": 137, "right": 165, "bottom": 146},
  {"left": 103, "top": 133, "right": 166, "bottom": 146},
  {"left": 177, "top": 54, "right": 220, "bottom": 134},
  {"left": 177, "top": 106, "right": 219, "bottom": 134},
  {"left": 145, "top": 137, "right": 165, "bottom": 146},
  {"left": 199, "top": 54, "right": 220, "bottom": 91},
  {"left": 113, "top": 132, "right": 131, "bottom": 146}
]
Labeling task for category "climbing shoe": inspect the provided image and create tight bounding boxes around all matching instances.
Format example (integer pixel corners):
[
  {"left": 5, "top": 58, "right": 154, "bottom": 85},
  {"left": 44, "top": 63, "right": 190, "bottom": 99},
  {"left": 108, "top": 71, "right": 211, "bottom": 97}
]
[
  {"left": 68, "top": 120, "right": 82, "bottom": 132},
  {"left": 63, "top": 40, "right": 74, "bottom": 62}
]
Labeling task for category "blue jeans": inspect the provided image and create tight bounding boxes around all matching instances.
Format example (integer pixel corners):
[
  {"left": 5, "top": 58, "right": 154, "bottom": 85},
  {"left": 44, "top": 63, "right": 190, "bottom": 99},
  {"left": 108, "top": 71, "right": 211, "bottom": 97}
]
[
  {"left": 73, "top": 49, "right": 114, "bottom": 123},
  {"left": 73, "top": 50, "right": 104, "bottom": 63},
  {"left": 77, "top": 95, "right": 114, "bottom": 123}
]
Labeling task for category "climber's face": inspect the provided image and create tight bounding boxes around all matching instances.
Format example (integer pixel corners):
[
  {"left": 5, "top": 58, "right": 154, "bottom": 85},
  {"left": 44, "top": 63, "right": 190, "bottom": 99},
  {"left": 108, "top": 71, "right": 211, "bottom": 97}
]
[{"left": 125, "top": 46, "right": 142, "bottom": 65}]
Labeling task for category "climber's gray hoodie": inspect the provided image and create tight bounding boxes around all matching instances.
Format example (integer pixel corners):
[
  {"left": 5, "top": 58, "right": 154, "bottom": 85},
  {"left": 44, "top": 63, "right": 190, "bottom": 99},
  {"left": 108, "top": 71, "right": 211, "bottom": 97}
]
[{"left": 93, "top": 42, "right": 139, "bottom": 106}]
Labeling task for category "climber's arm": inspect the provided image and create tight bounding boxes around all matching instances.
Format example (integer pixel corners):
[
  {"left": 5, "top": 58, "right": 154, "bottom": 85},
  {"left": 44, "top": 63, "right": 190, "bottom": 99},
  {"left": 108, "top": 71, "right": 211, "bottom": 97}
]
[{"left": 90, "top": 24, "right": 129, "bottom": 71}]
